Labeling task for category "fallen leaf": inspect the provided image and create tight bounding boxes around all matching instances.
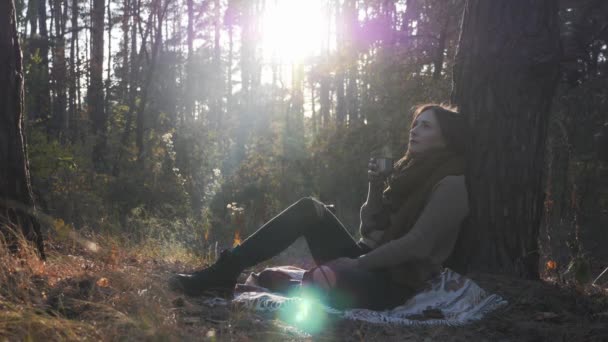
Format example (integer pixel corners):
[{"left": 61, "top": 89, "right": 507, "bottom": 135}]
[{"left": 96, "top": 277, "right": 110, "bottom": 287}]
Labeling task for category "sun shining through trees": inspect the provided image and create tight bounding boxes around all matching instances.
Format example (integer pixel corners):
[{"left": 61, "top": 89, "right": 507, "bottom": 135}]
[{"left": 260, "top": 0, "right": 333, "bottom": 64}]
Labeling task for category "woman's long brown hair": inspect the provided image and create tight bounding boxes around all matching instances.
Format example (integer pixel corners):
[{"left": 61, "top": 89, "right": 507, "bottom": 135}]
[{"left": 394, "top": 103, "right": 469, "bottom": 170}]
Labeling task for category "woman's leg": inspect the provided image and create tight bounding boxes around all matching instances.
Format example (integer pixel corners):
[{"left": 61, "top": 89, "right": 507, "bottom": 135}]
[
  {"left": 169, "top": 196, "right": 364, "bottom": 297},
  {"left": 232, "top": 196, "right": 364, "bottom": 268}
]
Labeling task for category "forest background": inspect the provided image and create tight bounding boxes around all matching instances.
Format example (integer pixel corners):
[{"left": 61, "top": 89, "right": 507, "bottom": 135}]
[{"left": 12, "top": 0, "right": 608, "bottom": 286}]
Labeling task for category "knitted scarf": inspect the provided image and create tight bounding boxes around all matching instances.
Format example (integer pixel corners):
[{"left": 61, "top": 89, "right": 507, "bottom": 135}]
[{"left": 376, "top": 147, "right": 465, "bottom": 245}]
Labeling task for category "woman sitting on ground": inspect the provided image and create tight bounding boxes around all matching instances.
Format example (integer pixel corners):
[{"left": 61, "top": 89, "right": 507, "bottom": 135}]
[{"left": 169, "top": 103, "right": 470, "bottom": 311}]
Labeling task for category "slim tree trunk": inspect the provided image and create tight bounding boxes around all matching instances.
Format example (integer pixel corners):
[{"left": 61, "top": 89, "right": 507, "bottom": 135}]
[
  {"left": 113, "top": 0, "right": 154, "bottom": 176},
  {"left": 239, "top": 2, "right": 252, "bottom": 102},
  {"left": 184, "top": 0, "right": 194, "bottom": 121},
  {"left": 27, "top": 0, "right": 38, "bottom": 36},
  {"left": 119, "top": 0, "right": 129, "bottom": 94},
  {"left": 212, "top": 0, "right": 222, "bottom": 130},
  {"left": 344, "top": 0, "right": 358, "bottom": 125},
  {"left": 319, "top": 0, "right": 331, "bottom": 129},
  {"left": 335, "top": 71, "right": 346, "bottom": 127},
  {"left": 310, "top": 82, "right": 317, "bottom": 135},
  {"left": 0, "top": 0, "right": 45, "bottom": 258},
  {"left": 38, "top": 0, "right": 49, "bottom": 73},
  {"left": 334, "top": 0, "right": 346, "bottom": 127},
  {"left": 319, "top": 74, "right": 330, "bottom": 128},
  {"left": 226, "top": 5, "right": 233, "bottom": 116},
  {"left": 105, "top": 0, "right": 112, "bottom": 123},
  {"left": 75, "top": 4, "right": 83, "bottom": 142},
  {"left": 432, "top": 10, "right": 450, "bottom": 80},
  {"left": 52, "top": 0, "right": 68, "bottom": 140},
  {"left": 29, "top": 0, "right": 52, "bottom": 122},
  {"left": 223, "top": 2, "right": 235, "bottom": 158},
  {"left": 346, "top": 67, "right": 358, "bottom": 124},
  {"left": 136, "top": 0, "right": 168, "bottom": 164},
  {"left": 290, "top": 63, "right": 305, "bottom": 141},
  {"left": 451, "top": 0, "right": 561, "bottom": 278},
  {"left": 89, "top": 0, "right": 106, "bottom": 171},
  {"left": 68, "top": 0, "right": 79, "bottom": 142}
]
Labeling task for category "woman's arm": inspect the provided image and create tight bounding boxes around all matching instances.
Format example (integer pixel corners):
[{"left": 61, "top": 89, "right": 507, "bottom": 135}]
[
  {"left": 359, "top": 179, "right": 389, "bottom": 246},
  {"left": 356, "top": 175, "right": 469, "bottom": 270},
  {"left": 365, "top": 157, "right": 389, "bottom": 211},
  {"left": 360, "top": 180, "right": 385, "bottom": 220},
  {"left": 366, "top": 178, "right": 386, "bottom": 208},
  {"left": 358, "top": 158, "right": 391, "bottom": 246}
]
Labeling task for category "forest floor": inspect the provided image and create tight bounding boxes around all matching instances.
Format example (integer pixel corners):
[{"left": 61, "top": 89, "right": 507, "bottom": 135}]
[{"left": 1, "top": 233, "right": 608, "bottom": 341}]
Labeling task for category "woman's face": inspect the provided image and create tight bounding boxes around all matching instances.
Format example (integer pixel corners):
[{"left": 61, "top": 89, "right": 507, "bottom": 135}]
[{"left": 408, "top": 110, "right": 446, "bottom": 154}]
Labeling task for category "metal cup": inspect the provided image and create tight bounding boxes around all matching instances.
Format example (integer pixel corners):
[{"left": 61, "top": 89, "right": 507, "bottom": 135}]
[{"left": 375, "top": 157, "right": 394, "bottom": 173}]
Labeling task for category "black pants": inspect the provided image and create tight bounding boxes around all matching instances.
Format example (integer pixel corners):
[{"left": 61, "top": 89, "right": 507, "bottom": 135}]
[{"left": 232, "top": 197, "right": 407, "bottom": 310}]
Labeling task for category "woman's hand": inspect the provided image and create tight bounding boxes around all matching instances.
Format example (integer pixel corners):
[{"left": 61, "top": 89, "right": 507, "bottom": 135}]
[{"left": 368, "top": 157, "right": 389, "bottom": 184}]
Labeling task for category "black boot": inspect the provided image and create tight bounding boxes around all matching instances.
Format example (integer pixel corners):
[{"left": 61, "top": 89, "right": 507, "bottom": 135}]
[{"left": 168, "top": 249, "right": 243, "bottom": 297}]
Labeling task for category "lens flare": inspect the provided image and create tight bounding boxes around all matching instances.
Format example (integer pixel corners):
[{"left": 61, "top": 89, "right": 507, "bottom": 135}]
[
  {"left": 278, "top": 286, "right": 330, "bottom": 334},
  {"left": 294, "top": 299, "right": 310, "bottom": 322}
]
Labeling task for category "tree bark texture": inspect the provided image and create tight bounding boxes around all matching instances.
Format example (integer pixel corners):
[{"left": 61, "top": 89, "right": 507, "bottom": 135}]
[
  {"left": 451, "top": 0, "right": 561, "bottom": 278},
  {"left": 0, "top": 0, "right": 45, "bottom": 258}
]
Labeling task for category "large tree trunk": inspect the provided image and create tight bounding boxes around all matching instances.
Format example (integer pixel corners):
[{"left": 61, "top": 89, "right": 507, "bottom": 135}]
[
  {"left": 450, "top": 0, "right": 561, "bottom": 278},
  {"left": 0, "top": 0, "right": 45, "bottom": 258}
]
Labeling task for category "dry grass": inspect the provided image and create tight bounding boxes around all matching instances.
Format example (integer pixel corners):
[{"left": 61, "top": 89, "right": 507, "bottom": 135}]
[
  {"left": 0, "top": 219, "right": 317, "bottom": 341},
  {"left": 0, "top": 219, "right": 208, "bottom": 341}
]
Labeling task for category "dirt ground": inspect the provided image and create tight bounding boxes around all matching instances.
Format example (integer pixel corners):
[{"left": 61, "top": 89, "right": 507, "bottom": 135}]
[
  {"left": 167, "top": 270, "right": 608, "bottom": 341},
  {"left": 2, "top": 236, "right": 608, "bottom": 341}
]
